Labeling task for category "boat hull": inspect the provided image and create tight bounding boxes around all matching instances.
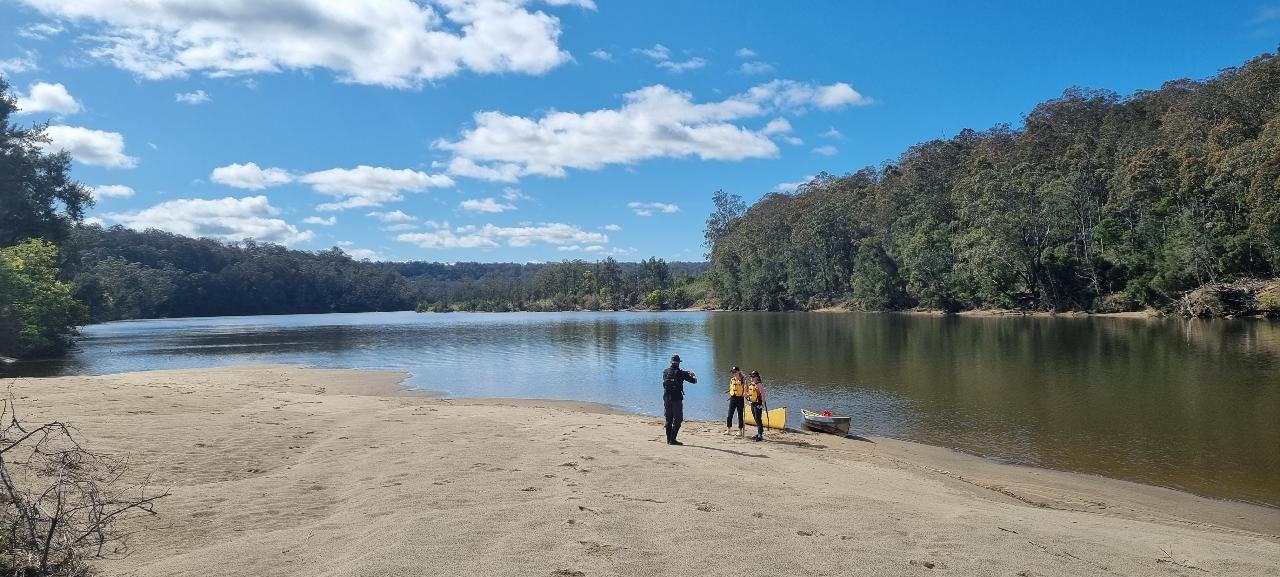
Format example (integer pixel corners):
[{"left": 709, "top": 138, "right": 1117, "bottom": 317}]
[
  {"left": 743, "top": 406, "right": 786, "bottom": 430},
  {"left": 801, "top": 410, "right": 851, "bottom": 435}
]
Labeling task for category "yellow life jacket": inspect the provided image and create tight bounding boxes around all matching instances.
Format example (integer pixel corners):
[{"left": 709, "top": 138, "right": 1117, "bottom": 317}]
[
  {"left": 746, "top": 382, "right": 761, "bottom": 403},
  {"left": 728, "top": 376, "right": 744, "bottom": 397}
]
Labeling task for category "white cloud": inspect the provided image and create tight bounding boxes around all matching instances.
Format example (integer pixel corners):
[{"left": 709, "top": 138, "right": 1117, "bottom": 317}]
[
  {"left": 439, "top": 85, "right": 772, "bottom": 180},
  {"left": 445, "top": 157, "right": 524, "bottom": 183},
  {"left": 16, "top": 0, "right": 580, "bottom": 88},
  {"left": 0, "top": 53, "right": 37, "bottom": 75},
  {"left": 781, "top": 135, "right": 803, "bottom": 146},
  {"left": 106, "top": 195, "right": 313, "bottom": 245},
  {"left": 817, "top": 84, "right": 865, "bottom": 108},
  {"left": 502, "top": 187, "right": 531, "bottom": 201},
  {"left": 18, "top": 22, "right": 63, "bottom": 40},
  {"left": 343, "top": 247, "right": 383, "bottom": 260},
  {"left": 398, "top": 222, "right": 606, "bottom": 249},
  {"left": 367, "top": 210, "right": 417, "bottom": 223},
  {"left": 821, "top": 127, "right": 843, "bottom": 139},
  {"left": 628, "top": 201, "right": 679, "bottom": 216},
  {"left": 438, "top": 79, "right": 868, "bottom": 181},
  {"left": 460, "top": 197, "right": 517, "bottom": 213},
  {"left": 739, "top": 61, "right": 774, "bottom": 75},
  {"left": 41, "top": 125, "right": 137, "bottom": 168},
  {"left": 589, "top": 49, "right": 612, "bottom": 61},
  {"left": 543, "top": 0, "right": 597, "bottom": 8},
  {"left": 557, "top": 244, "right": 631, "bottom": 255},
  {"left": 634, "top": 44, "right": 671, "bottom": 60},
  {"left": 303, "top": 166, "right": 454, "bottom": 210},
  {"left": 773, "top": 175, "right": 814, "bottom": 192},
  {"left": 382, "top": 223, "right": 418, "bottom": 232},
  {"left": 657, "top": 57, "right": 706, "bottom": 73},
  {"left": 761, "top": 117, "right": 791, "bottom": 135},
  {"left": 90, "top": 184, "right": 135, "bottom": 199},
  {"left": 735, "top": 47, "right": 756, "bottom": 58},
  {"left": 211, "top": 162, "right": 293, "bottom": 190},
  {"left": 175, "top": 89, "right": 210, "bottom": 104},
  {"left": 812, "top": 145, "right": 838, "bottom": 156},
  {"left": 15, "top": 82, "right": 83, "bottom": 116},
  {"left": 304, "top": 215, "right": 337, "bottom": 225},
  {"left": 601, "top": 223, "right": 622, "bottom": 232},
  {"left": 741, "top": 80, "right": 872, "bottom": 112},
  {"left": 634, "top": 43, "right": 705, "bottom": 72}
]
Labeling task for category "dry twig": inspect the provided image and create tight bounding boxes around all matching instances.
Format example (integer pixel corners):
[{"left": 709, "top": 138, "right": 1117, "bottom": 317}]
[{"left": 0, "top": 385, "right": 169, "bottom": 576}]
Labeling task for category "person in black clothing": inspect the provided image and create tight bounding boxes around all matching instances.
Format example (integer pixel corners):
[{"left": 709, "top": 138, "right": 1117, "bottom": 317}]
[
  {"left": 725, "top": 366, "right": 746, "bottom": 437},
  {"left": 661, "top": 354, "right": 697, "bottom": 445}
]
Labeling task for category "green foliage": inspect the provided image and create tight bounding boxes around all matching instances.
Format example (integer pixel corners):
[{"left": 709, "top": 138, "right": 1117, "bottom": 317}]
[
  {"left": 0, "top": 76, "right": 94, "bottom": 246},
  {"left": 1260, "top": 281, "right": 1280, "bottom": 317},
  {"left": 59, "top": 225, "right": 705, "bottom": 320},
  {"left": 643, "top": 289, "right": 668, "bottom": 309},
  {"left": 704, "top": 189, "right": 746, "bottom": 253},
  {"left": 849, "top": 242, "right": 904, "bottom": 310},
  {"left": 0, "top": 240, "right": 87, "bottom": 358},
  {"left": 706, "top": 52, "right": 1280, "bottom": 312}
]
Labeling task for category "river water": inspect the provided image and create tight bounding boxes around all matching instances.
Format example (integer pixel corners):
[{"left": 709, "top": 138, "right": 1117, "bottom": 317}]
[{"left": 8, "top": 311, "right": 1279, "bottom": 507}]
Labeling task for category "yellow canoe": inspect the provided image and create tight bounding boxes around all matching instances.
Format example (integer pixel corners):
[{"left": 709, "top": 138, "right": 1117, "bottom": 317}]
[{"left": 743, "top": 406, "right": 787, "bottom": 430}]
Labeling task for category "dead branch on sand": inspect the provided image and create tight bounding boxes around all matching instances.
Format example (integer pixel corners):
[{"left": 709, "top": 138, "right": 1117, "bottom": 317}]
[{"left": 0, "top": 387, "right": 169, "bottom": 576}]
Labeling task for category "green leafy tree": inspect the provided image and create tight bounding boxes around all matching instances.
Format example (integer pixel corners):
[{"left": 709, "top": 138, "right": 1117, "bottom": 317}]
[
  {"left": 0, "top": 76, "right": 93, "bottom": 246},
  {"left": 705, "top": 50, "right": 1280, "bottom": 313},
  {"left": 0, "top": 240, "right": 87, "bottom": 358}
]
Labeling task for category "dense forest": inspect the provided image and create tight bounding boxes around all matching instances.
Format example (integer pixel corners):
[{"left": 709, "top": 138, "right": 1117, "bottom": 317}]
[{"left": 706, "top": 51, "right": 1280, "bottom": 313}]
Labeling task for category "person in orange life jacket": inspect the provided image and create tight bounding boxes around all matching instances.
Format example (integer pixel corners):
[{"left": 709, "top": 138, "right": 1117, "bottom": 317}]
[
  {"left": 746, "top": 370, "right": 767, "bottom": 441},
  {"left": 724, "top": 366, "right": 746, "bottom": 437},
  {"left": 661, "top": 355, "right": 697, "bottom": 445}
]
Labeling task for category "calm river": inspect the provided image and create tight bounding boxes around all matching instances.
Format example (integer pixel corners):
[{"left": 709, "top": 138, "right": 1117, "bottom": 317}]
[{"left": 9, "top": 311, "right": 1279, "bottom": 507}]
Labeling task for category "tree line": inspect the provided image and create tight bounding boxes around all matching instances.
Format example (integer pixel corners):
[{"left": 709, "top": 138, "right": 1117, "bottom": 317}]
[
  {"left": 5, "top": 217, "right": 707, "bottom": 360},
  {"left": 706, "top": 51, "right": 1280, "bottom": 313},
  {"left": 64, "top": 224, "right": 708, "bottom": 322}
]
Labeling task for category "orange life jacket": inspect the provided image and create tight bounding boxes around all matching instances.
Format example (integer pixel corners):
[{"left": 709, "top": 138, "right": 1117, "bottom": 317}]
[{"left": 746, "top": 382, "right": 761, "bottom": 403}]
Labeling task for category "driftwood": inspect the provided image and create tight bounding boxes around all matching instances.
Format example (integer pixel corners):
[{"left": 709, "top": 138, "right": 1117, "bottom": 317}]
[
  {"left": 1177, "top": 278, "right": 1279, "bottom": 317},
  {"left": 0, "top": 387, "right": 168, "bottom": 576}
]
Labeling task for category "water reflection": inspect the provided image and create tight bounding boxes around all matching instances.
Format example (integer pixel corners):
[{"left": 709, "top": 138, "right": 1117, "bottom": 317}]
[{"left": 5, "top": 311, "right": 1278, "bottom": 506}]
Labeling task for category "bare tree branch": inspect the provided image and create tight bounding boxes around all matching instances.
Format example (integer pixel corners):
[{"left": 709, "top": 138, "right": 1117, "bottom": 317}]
[{"left": 0, "top": 384, "right": 169, "bottom": 576}]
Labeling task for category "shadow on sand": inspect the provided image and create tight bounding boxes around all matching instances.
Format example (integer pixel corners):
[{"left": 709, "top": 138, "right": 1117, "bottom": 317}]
[{"left": 685, "top": 444, "right": 769, "bottom": 458}]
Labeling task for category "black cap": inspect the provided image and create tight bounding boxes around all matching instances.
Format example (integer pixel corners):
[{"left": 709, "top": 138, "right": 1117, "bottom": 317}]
[
  {"left": 671, "top": 355, "right": 682, "bottom": 364},
  {"left": 730, "top": 366, "right": 739, "bottom": 372},
  {"left": 750, "top": 370, "right": 760, "bottom": 377}
]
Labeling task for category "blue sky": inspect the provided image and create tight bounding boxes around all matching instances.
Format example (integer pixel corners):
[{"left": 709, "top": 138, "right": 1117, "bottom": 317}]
[{"left": 2, "top": 1, "right": 1278, "bottom": 262}]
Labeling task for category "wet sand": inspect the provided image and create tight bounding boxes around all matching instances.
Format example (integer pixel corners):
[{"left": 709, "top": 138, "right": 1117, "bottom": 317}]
[{"left": 10, "top": 365, "right": 1278, "bottom": 576}]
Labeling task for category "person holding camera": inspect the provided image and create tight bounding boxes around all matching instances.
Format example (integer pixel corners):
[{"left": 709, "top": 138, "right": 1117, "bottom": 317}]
[{"left": 661, "top": 354, "right": 697, "bottom": 445}]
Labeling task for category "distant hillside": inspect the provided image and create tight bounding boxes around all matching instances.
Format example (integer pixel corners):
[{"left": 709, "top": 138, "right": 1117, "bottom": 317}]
[
  {"left": 63, "top": 225, "right": 709, "bottom": 322},
  {"left": 706, "top": 51, "right": 1280, "bottom": 313}
]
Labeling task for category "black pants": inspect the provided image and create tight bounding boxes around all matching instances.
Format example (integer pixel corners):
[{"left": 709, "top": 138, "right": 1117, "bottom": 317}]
[
  {"left": 663, "top": 392, "right": 683, "bottom": 443},
  {"left": 726, "top": 396, "right": 745, "bottom": 429},
  {"left": 750, "top": 402, "right": 764, "bottom": 436}
]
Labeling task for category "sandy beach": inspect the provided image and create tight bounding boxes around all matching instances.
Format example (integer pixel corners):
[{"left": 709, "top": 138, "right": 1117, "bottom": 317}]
[{"left": 9, "top": 365, "right": 1278, "bottom": 577}]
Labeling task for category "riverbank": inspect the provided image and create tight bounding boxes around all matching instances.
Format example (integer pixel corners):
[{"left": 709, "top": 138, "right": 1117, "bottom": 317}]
[
  {"left": 811, "top": 306, "right": 1166, "bottom": 318},
  {"left": 11, "top": 366, "right": 1279, "bottom": 576}
]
